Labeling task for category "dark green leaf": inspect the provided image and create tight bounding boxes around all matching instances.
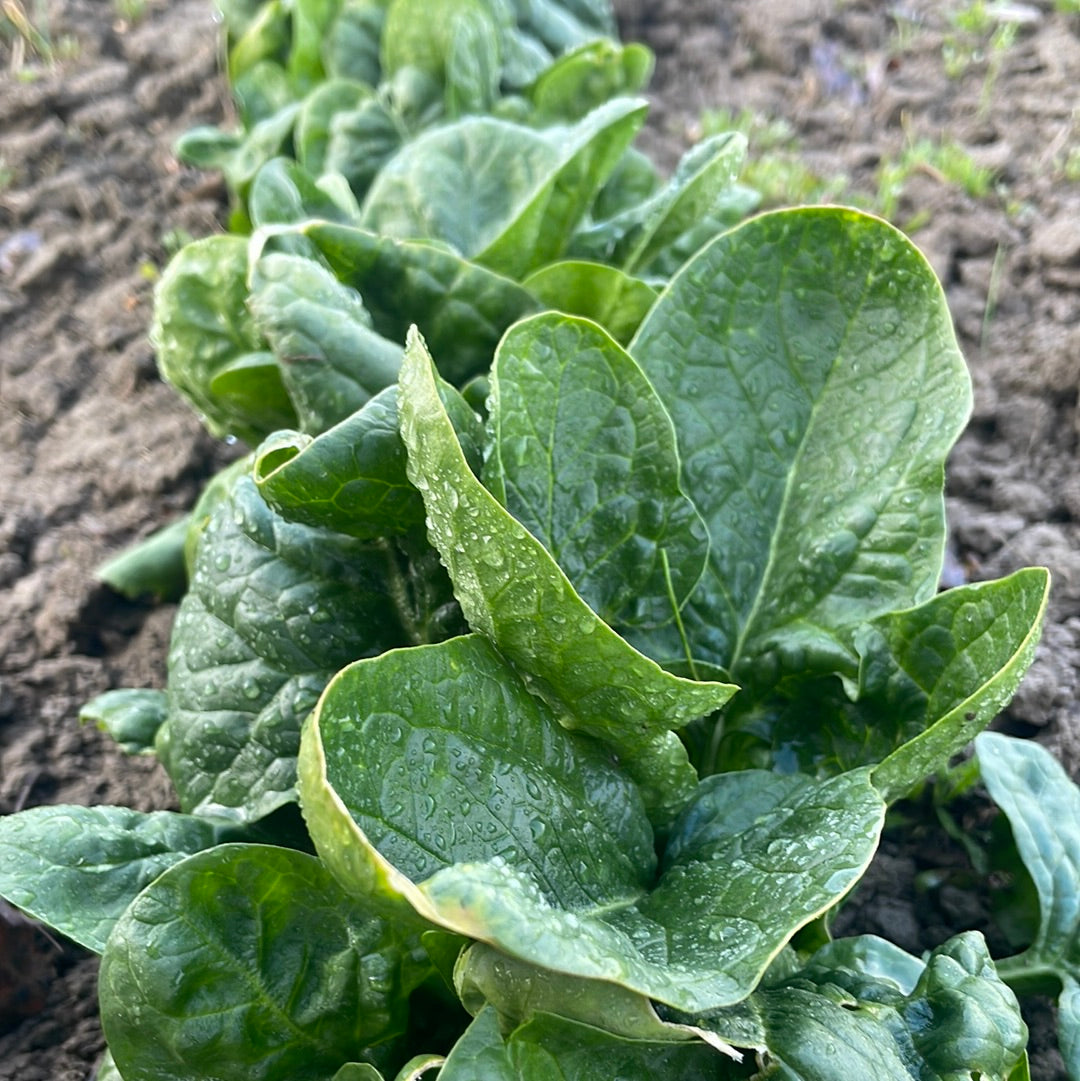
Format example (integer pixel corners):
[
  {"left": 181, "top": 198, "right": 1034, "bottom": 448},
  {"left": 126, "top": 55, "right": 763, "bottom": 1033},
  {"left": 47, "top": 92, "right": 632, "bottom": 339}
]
[
  {"left": 630, "top": 207, "right": 971, "bottom": 687},
  {"left": 298, "top": 220, "right": 541, "bottom": 384},
  {"left": 0, "top": 805, "right": 242, "bottom": 953},
  {"left": 485, "top": 312, "right": 706, "bottom": 639},
  {"left": 250, "top": 251, "right": 402, "bottom": 432},
  {"left": 521, "top": 261, "right": 657, "bottom": 346},
  {"left": 398, "top": 328, "right": 736, "bottom": 755},
  {"left": 100, "top": 845, "right": 410, "bottom": 1081},
  {"left": 158, "top": 472, "right": 410, "bottom": 821}
]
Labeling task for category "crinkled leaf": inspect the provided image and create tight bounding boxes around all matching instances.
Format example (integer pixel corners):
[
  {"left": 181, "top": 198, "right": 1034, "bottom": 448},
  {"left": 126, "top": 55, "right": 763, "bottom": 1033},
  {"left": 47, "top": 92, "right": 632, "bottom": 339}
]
[
  {"left": 253, "top": 383, "right": 482, "bottom": 540},
  {"left": 521, "top": 260, "right": 657, "bottom": 346},
  {"left": 79, "top": 688, "right": 167, "bottom": 756},
  {"left": 0, "top": 805, "right": 242, "bottom": 953},
  {"left": 158, "top": 472, "right": 411, "bottom": 822},
  {"left": 630, "top": 207, "right": 972, "bottom": 688},
  {"left": 439, "top": 1008, "right": 728, "bottom": 1081},
  {"left": 250, "top": 251, "right": 402, "bottom": 432},
  {"left": 99, "top": 845, "right": 410, "bottom": 1081},
  {"left": 485, "top": 313, "right": 706, "bottom": 639},
  {"left": 680, "top": 933, "right": 1025, "bottom": 1080},
  {"left": 977, "top": 732, "right": 1080, "bottom": 1080},
  {"left": 301, "top": 636, "right": 882, "bottom": 1012},
  {"left": 743, "top": 568, "right": 1050, "bottom": 782},
  {"left": 153, "top": 235, "right": 292, "bottom": 444},
  {"left": 360, "top": 100, "right": 646, "bottom": 280},
  {"left": 398, "top": 328, "right": 736, "bottom": 754},
  {"left": 96, "top": 516, "right": 189, "bottom": 602},
  {"left": 529, "top": 39, "right": 653, "bottom": 122},
  {"left": 300, "top": 633, "right": 655, "bottom": 921},
  {"left": 868, "top": 568, "right": 1049, "bottom": 800},
  {"left": 297, "top": 221, "right": 541, "bottom": 384}
]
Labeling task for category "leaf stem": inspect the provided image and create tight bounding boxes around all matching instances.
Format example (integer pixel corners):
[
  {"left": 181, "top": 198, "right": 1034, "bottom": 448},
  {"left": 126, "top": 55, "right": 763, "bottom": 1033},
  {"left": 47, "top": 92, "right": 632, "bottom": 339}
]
[
  {"left": 378, "top": 537, "right": 426, "bottom": 646},
  {"left": 661, "top": 548, "right": 698, "bottom": 682}
]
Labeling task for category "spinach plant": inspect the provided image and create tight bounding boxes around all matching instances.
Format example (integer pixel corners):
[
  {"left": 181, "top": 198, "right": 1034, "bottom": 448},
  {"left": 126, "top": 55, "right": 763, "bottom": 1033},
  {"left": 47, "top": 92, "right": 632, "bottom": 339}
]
[
  {"left": 0, "top": 2, "right": 1060, "bottom": 1077},
  {"left": 0, "top": 203, "right": 1050, "bottom": 1080}
]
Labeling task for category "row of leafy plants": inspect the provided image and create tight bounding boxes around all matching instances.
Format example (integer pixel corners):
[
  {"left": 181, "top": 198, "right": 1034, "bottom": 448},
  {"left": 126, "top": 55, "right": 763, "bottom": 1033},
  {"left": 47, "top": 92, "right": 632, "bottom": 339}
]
[{"left": 0, "top": 0, "right": 1076, "bottom": 1078}]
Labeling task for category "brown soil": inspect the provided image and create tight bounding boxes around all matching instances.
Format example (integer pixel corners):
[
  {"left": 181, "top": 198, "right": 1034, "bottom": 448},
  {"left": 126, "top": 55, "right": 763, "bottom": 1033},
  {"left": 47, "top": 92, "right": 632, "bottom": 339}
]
[{"left": 1, "top": 1, "right": 1078, "bottom": 1078}]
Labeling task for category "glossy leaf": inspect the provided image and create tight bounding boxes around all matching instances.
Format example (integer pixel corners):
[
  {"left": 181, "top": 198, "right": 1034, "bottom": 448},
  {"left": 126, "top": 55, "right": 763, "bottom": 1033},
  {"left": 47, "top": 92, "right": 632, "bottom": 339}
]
[
  {"left": 250, "top": 251, "right": 402, "bottom": 432},
  {"left": 253, "top": 383, "right": 483, "bottom": 540},
  {"left": 438, "top": 1008, "right": 728, "bottom": 1081},
  {"left": 529, "top": 39, "right": 653, "bottom": 122},
  {"left": 630, "top": 207, "right": 972, "bottom": 687},
  {"left": 99, "top": 844, "right": 409, "bottom": 1081},
  {"left": 868, "top": 567, "right": 1049, "bottom": 800},
  {"left": 79, "top": 688, "right": 167, "bottom": 756},
  {"left": 360, "top": 99, "right": 646, "bottom": 279},
  {"left": 297, "top": 221, "right": 541, "bottom": 384},
  {"left": 152, "top": 235, "right": 293, "bottom": 444},
  {"left": 0, "top": 805, "right": 242, "bottom": 953},
  {"left": 977, "top": 732, "right": 1080, "bottom": 1080},
  {"left": 158, "top": 472, "right": 410, "bottom": 822},
  {"left": 484, "top": 313, "right": 707, "bottom": 636},
  {"left": 397, "top": 328, "right": 736, "bottom": 752},
  {"left": 521, "top": 260, "right": 657, "bottom": 346},
  {"left": 301, "top": 636, "right": 882, "bottom": 1013}
]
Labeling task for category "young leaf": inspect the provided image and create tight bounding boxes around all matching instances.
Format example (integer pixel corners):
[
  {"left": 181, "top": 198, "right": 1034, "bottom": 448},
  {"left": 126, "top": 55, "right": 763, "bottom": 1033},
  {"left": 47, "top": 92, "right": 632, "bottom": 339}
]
[
  {"left": 360, "top": 99, "right": 646, "bottom": 280},
  {"left": 0, "top": 806, "right": 243, "bottom": 953},
  {"left": 250, "top": 251, "right": 403, "bottom": 432},
  {"left": 485, "top": 312, "right": 707, "bottom": 637},
  {"left": 153, "top": 235, "right": 295, "bottom": 444},
  {"left": 868, "top": 567, "right": 1049, "bottom": 800},
  {"left": 254, "top": 384, "right": 483, "bottom": 540},
  {"left": 300, "top": 633, "right": 883, "bottom": 1013},
  {"left": 977, "top": 732, "right": 1080, "bottom": 1080},
  {"left": 438, "top": 1008, "right": 728, "bottom": 1080},
  {"left": 397, "top": 328, "right": 736, "bottom": 754},
  {"left": 79, "top": 688, "right": 168, "bottom": 756},
  {"left": 99, "top": 844, "right": 411, "bottom": 1081},
  {"left": 630, "top": 207, "right": 971, "bottom": 688},
  {"left": 249, "top": 156, "right": 362, "bottom": 228},
  {"left": 529, "top": 39, "right": 653, "bottom": 122},
  {"left": 159, "top": 472, "right": 412, "bottom": 822},
  {"left": 681, "top": 932, "right": 1026, "bottom": 1080},
  {"left": 296, "top": 220, "right": 541, "bottom": 385},
  {"left": 521, "top": 260, "right": 657, "bottom": 345}
]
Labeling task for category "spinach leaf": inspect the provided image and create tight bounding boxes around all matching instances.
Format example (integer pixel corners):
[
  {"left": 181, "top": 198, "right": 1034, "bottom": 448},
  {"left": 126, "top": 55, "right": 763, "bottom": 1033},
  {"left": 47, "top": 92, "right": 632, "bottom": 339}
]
[
  {"left": 977, "top": 732, "right": 1080, "bottom": 1080},
  {"left": 0, "top": 806, "right": 244, "bottom": 953},
  {"left": 79, "top": 688, "right": 168, "bottom": 755},
  {"left": 397, "top": 329, "right": 736, "bottom": 755},
  {"left": 484, "top": 312, "right": 707, "bottom": 638},
  {"left": 360, "top": 99, "right": 646, "bottom": 279},
  {"left": 158, "top": 471, "right": 416, "bottom": 822},
  {"left": 630, "top": 207, "right": 971, "bottom": 691},
  {"left": 438, "top": 1008, "right": 729, "bottom": 1080},
  {"left": 99, "top": 845, "right": 413, "bottom": 1081},
  {"left": 300, "top": 633, "right": 883, "bottom": 1014}
]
